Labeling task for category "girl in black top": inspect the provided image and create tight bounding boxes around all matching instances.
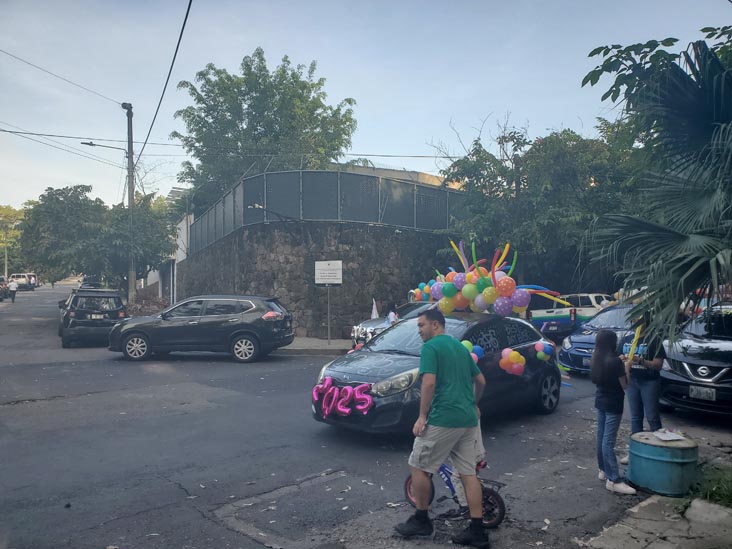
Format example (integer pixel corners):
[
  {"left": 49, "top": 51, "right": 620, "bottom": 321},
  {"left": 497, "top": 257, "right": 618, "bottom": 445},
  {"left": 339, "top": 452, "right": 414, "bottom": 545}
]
[{"left": 591, "top": 329, "right": 636, "bottom": 495}]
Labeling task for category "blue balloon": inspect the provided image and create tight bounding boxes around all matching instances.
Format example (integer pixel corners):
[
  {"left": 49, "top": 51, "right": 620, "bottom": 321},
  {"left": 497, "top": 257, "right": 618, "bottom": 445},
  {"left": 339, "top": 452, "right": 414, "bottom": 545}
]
[
  {"left": 421, "top": 291, "right": 429, "bottom": 301},
  {"left": 418, "top": 282, "right": 426, "bottom": 291},
  {"left": 543, "top": 344, "right": 553, "bottom": 355},
  {"left": 428, "top": 279, "right": 436, "bottom": 286},
  {"left": 472, "top": 345, "right": 485, "bottom": 359}
]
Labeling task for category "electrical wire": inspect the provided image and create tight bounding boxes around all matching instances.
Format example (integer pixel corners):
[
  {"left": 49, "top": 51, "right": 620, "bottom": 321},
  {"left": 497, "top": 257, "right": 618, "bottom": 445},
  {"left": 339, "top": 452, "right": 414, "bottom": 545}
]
[
  {"left": 0, "top": 129, "right": 180, "bottom": 147},
  {"left": 134, "top": 0, "right": 193, "bottom": 169},
  {"left": 0, "top": 47, "right": 122, "bottom": 106},
  {"left": 1, "top": 129, "right": 124, "bottom": 168}
]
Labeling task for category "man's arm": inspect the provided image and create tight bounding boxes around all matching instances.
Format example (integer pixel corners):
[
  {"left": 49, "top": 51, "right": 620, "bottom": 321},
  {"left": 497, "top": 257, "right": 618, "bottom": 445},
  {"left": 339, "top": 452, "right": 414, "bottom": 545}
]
[
  {"left": 473, "top": 373, "right": 486, "bottom": 404},
  {"left": 413, "top": 373, "right": 436, "bottom": 437}
]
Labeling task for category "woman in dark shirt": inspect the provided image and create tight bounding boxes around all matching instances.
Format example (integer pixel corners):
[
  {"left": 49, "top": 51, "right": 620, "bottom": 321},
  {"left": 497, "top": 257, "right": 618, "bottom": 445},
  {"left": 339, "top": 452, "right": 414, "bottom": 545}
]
[{"left": 591, "top": 329, "right": 636, "bottom": 495}]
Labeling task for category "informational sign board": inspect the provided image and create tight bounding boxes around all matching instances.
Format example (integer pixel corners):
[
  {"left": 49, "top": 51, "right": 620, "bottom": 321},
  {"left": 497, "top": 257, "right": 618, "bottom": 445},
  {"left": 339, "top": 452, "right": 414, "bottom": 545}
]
[{"left": 315, "top": 260, "right": 342, "bottom": 286}]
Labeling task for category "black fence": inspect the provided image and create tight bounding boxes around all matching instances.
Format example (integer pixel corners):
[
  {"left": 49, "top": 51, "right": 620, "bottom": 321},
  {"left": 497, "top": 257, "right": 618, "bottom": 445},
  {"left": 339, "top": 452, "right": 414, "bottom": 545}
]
[{"left": 189, "top": 170, "right": 465, "bottom": 254}]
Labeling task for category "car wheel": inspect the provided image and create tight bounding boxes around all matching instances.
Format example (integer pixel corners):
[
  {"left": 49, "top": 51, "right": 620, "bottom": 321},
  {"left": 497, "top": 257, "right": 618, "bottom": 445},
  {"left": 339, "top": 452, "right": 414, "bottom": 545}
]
[
  {"left": 536, "top": 370, "right": 560, "bottom": 414},
  {"left": 231, "top": 334, "right": 259, "bottom": 363},
  {"left": 123, "top": 333, "right": 151, "bottom": 361},
  {"left": 404, "top": 475, "right": 435, "bottom": 507},
  {"left": 61, "top": 334, "right": 71, "bottom": 348}
]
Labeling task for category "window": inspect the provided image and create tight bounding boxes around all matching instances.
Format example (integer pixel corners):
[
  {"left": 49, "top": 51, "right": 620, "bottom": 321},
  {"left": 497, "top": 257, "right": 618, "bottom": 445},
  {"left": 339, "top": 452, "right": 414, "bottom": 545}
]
[
  {"left": 579, "top": 295, "right": 593, "bottom": 307},
  {"left": 685, "top": 308, "right": 732, "bottom": 340},
  {"left": 504, "top": 319, "right": 540, "bottom": 346},
  {"left": 167, "top": 300, "right": 203, "bottom": 318},
  {"left": 74, "top": 296, "right": 121, "bottom": 311},
  {"left": 528, "top": 295, "right": 558, "bottom": 311},
  {"left": 563, "top": 295, "right": 580, "bottom": 307},
  {"left": 203, "top": 300, "right": 239, "bottom": 316},
  {"left": 584, "top": 307, "right": 632, "bottom": 330},
  {"left": 466, "top": 322, "right": 505, "bottom": 352},
  {"left": 368, "top": 318, "right": 467, "bottom": 356}
]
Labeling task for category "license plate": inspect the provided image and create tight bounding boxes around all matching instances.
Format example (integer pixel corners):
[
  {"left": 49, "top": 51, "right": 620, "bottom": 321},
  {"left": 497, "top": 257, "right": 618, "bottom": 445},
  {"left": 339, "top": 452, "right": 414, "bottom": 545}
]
[
  {"left": 582, "top": 357, "right": 591, "bottom": 367},
  {"left": 90, "top": 314, "right": 104, "bottom": 320},
  {"left": 689, "top": 386, "right": 716, "bottom": 401},
  {"left": 547, "top": 325, "right": 558, "bottom": 331}
]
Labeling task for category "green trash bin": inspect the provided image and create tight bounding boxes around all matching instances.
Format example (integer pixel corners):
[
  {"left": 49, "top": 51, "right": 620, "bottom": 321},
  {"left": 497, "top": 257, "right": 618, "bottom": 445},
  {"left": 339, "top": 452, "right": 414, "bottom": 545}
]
[{"left": 627, "top": 432, "right": 698, "bottom": 497}]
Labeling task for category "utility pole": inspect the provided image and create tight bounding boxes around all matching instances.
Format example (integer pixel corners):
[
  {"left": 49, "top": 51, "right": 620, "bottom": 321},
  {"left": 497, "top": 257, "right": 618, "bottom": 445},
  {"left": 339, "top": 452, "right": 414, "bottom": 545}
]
[{"left": 121, "top": 103, "right": 136, "bottom": 304}]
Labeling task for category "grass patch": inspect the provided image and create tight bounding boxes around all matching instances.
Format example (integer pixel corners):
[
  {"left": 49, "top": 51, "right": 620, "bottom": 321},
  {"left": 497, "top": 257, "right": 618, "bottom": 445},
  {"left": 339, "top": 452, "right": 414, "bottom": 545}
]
[{"left": 692, "top": 464, "right": 732, "bottom": 508}]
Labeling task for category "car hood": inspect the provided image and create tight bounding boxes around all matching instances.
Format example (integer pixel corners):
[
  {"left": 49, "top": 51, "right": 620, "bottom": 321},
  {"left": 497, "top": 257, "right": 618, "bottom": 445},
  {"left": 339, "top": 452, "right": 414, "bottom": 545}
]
[
  {"left": 117, "top": 314, "right": 160, "bottom": 329},
  {"left": 568, "top": 327, "right": 633, "bottom": 346},
  {"left": 324, "top": 350, "right": 420, "bottom": 383},
  {"left": 666, "top": 334, "right": 732, "bottom": 368},
  {"left": 355, "top": 318, "right": 386, "bottom": 329}
]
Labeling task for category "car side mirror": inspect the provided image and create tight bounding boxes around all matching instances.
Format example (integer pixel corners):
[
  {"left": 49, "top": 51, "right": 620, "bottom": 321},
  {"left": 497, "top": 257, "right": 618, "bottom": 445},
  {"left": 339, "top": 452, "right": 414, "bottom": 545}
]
[
  {"left": 58, "top": 300, "right": 66, "bottom": 309},
  {"left": 160, "top": 312, "right": 170, "bottom": 320}
]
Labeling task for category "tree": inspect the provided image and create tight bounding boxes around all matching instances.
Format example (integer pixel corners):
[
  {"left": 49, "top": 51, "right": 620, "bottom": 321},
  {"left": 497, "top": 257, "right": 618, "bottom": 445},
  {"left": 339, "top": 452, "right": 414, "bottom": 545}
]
[
  {"left": 0, "top": 204, "right": 24, "bottom": 276},
  {"left": 584, "top": 30, "right": 732, "bottom": 341},
  {"left": 171, "top": 47, "right": 357, "bottom": 215}
]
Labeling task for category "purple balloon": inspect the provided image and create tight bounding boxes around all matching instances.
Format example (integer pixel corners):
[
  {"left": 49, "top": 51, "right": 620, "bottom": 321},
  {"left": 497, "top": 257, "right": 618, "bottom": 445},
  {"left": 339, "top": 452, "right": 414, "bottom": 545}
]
[
  {"left": 453, "top": 272, "right": 467, "bottom": 290},
  {"left": 511, "top": 289, "right": 531, "bottom": 308},
  {"left": 431, "top": 282, "right": 443, "bottom": 300},
  {"left": 493, "top": 297, "right": 513, "bottom": 316},
  {"left": 474, "top": 294, "right": 488, "bottom": 310}
]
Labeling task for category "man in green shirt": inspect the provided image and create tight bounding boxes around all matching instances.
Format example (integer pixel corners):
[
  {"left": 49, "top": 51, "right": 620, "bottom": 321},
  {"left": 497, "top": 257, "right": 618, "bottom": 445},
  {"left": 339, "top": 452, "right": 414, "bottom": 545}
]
[{"left": 395, "top": 308, "right": 489, "bottom": 548}]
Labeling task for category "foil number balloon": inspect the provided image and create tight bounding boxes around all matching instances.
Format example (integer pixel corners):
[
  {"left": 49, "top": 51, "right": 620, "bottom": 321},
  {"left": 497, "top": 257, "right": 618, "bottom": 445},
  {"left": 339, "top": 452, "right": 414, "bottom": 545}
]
[{"left": 312, "top": 377, "right": 374, "bottom": 418}]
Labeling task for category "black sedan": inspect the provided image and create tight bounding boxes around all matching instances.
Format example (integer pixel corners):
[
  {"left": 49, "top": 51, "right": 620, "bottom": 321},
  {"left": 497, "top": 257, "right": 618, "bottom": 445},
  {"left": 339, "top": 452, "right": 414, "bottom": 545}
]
[
  {"left": 558, "top": 305, "right": 633, "bottom": 374},
  {"left": 661, "top": 303, "right": 732, "bottom": 415},
  {"left": 312, "top": 313, "right": 562, "bottom": 434},
  {"left": 109, "top": 295, "right": 294, "bottom": 362}
]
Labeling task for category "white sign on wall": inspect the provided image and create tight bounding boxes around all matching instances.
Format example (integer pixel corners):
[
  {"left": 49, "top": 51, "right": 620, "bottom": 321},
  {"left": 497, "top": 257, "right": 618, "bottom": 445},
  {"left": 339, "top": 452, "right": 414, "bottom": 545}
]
[{"left": 315, "top": 260, "right": 342, "bottom": 285}]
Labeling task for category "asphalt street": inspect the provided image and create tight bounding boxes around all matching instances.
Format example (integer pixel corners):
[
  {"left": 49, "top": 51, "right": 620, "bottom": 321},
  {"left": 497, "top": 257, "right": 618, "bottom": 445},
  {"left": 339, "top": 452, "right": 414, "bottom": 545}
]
[{"left": 1, "top": 283, "right": 730, "bottom": 549}]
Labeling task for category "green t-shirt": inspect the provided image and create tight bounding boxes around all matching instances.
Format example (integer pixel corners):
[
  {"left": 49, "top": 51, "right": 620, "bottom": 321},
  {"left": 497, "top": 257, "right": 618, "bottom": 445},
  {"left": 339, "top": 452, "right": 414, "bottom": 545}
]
[{"left": 419, "top": 334, "right": 481, "bottom": 428}]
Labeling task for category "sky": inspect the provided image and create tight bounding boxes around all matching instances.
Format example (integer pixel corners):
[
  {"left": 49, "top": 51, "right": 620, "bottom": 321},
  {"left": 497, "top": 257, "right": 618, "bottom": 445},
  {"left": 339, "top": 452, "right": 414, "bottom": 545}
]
[{"left": 1, "top": 0, "right": 729, "bottom": 209}]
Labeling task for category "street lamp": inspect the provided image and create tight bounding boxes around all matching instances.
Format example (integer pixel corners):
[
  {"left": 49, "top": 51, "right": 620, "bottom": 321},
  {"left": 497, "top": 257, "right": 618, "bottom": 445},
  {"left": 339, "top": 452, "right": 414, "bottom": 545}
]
[{"left": 80, "top": 141, "right": 128, "bottom": 156}]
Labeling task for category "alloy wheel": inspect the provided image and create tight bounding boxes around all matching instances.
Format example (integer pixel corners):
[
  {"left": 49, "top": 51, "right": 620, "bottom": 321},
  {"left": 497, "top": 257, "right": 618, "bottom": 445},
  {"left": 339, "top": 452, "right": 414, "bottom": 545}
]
[
  {"left": 540, "top": 374, "right": 560, "bottom": 412},
  {"left": 125, "top": 336, "right": 148, "bottom": 359},
  {"left": 233, "top": 337, "right": 255, "bottom": 361}
]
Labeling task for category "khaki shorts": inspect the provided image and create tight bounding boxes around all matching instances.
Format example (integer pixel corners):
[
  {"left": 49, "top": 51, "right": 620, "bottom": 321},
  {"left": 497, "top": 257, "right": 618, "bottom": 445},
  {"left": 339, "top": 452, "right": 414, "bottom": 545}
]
[{"left": 408, "top": 425, "right": 481, "bottom": 476}]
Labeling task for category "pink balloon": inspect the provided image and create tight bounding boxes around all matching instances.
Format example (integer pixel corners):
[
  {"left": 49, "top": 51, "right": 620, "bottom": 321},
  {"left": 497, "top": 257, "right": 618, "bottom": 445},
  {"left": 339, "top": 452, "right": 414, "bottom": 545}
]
[
  {"left": 471, "top": 352, "right": 479, "bottom": 363},
  {"left": 534, "top": 342, "right": 544, "bottom": 352},
  {"left": 312, "top": 376, "right": 333, "bottom": 402},
  {"left": 335, "top": 386, "right": 354, "bottom": 416},
  {"left": 322, "top": 386, "right": 339, "bottom": 418},
  {"left": 501, "top": 348, "right": 512, "bottom": 359},
  {"left": 353, "top": 384, "right": 374, "bottom": 414},
  {"left": 511, "top": 363, "right": 525, "bottom": 376}
]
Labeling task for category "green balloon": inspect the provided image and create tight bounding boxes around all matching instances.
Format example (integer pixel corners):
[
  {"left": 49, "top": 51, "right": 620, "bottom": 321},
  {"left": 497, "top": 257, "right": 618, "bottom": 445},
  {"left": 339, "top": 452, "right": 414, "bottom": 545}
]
[
  {"left": 461, "top": 283, "right": 479, "bottom": 301},
  {"left": 476, "top": 278, "right": 489, "bottom": 292},
  {"left": 442, "top": 282, "right": 457, "bottom": 297},
  {"left": 462, "top": 340, "right": 473, "bottom": 352}
]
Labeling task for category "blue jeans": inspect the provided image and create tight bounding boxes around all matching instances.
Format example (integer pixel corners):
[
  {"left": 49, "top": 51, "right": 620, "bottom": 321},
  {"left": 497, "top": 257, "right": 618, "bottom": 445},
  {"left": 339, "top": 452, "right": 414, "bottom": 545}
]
[
  {"left": 627, "top": 377, "right": 662, "bottom": 434},
  {"left": 596, "top": 409, "right": 622, "bottom": 482}
]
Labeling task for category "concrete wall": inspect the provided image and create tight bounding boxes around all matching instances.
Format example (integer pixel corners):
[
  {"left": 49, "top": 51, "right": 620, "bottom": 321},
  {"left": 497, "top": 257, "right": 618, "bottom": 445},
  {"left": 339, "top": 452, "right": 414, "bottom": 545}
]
[{"left": 176, "top": 222, "right": 448, "bottom": 338}]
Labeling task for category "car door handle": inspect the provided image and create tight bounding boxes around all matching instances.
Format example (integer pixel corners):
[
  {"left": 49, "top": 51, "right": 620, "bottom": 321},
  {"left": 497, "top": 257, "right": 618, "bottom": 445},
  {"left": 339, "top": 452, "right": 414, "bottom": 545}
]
[
  {"left": 228, "top": 318, "right": 238, "bottom": 322},
  {"left": 188, "top": 320, "right": 198, "bottom": 325}
]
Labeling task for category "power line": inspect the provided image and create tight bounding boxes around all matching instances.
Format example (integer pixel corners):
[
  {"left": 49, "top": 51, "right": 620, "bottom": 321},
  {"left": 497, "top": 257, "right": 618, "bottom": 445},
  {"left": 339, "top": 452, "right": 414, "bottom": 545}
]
[
  {"left": 1, "top": 128, "right": 124, "bottom": 169},
  {"left": 135, "top": 0, "right": 193, "bottom": 169},
  {"left": 0, "top": 47, "right": 122, "bottom": 106},
  {"left": 0, "top": 129, "right": 181, "bottom": 146}
]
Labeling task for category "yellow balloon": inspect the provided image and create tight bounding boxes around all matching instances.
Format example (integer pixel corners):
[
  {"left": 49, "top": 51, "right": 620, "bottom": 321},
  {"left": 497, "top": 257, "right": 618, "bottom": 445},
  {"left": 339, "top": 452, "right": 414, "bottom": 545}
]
[
  {"left": 512, "top": 305, "right": 528, "bottom": 313},
  {"left": 482, "top": 287, "right": 499, "bottom": 305},
  {"left": 509, "top": 351, "right": 521, "bottom": 363},
  {"left": 424, "top": 285, "right": 431, "bottom": 295},
  {"left": 438, "top": 296, "right": 455, "bottom": 314},
  {"left": 518, "top": 355, "right": 526, "bottom": 365},
  {"left": 470, "top": 302, "right": 482, "bottom": 313}
]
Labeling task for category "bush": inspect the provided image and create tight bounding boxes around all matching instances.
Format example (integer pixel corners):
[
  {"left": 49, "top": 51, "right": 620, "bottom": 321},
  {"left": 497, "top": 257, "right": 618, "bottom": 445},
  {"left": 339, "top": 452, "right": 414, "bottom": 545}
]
[{"left": 692, "top": 464, "right": 732, "bottom": 508}]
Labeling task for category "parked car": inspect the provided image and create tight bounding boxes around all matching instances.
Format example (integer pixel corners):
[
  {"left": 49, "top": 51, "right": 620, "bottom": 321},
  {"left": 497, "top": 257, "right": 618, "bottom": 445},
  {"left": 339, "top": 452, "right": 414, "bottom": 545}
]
[
  {"left": 557, "top": 304, "right": 634, "bottom": 374},
  {"left": 351, "top": 302, "right": 433, "bottom": 346},
  {"left": 528, "top": 293, "right": 613, "bottom": 340},
  {"left": 313, "top": 312, "right": 562, "bottom": 434},
  {"left": 660, "top": 303, "right": 732, "bottom": 415},
  {"left": 58, "top": 288, "right": 128, "bottom": 348},
  {"left": 9, "top": 273, "right": 30, "bottom": 291},
  {"left": 0, "top": 276, "right": 8, "bottom": 301},
  {"left": 108, "top": 295, "right": 294, "bottom": 363}
]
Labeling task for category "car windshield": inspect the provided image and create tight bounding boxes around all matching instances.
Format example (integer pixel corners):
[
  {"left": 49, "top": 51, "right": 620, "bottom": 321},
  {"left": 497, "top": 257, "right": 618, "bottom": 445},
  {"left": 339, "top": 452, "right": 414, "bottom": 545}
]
[
  {"left": 584, "top": 307, "right": 632, "bottom": 330},
  {"left": 367, "top": 318, "right": 467, "bottom": 356},
  {"left": 75, "top": 296, "right": 122, "bottom": 311},
  {"left": 684, "top": 307, "right": 732, "bottom": 340}
]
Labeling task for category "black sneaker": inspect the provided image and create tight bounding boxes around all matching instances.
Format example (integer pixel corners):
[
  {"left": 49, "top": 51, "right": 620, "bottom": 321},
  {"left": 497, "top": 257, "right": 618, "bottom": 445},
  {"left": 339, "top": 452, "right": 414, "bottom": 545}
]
[
  {"left": 451, "top": 525, "right": 490, "bottom": 548},
  {"left": 394, "top": 514, "right": 433, "bottom": 537},
  {"left": 442, "top": 505, "right": 470, "bottom": 520}
]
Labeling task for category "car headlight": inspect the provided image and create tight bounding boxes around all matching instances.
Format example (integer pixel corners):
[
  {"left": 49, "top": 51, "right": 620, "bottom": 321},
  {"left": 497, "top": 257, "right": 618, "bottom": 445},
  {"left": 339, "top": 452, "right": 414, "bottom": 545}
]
[
  {"left": 562, "top": 337, "right": 572, "bottom": 350},
  {"left": 317, "top": 360, "right": 335, "bottom": 382},
  {"left": 371, "top": 368, "right": 419, "bottom": 397}
]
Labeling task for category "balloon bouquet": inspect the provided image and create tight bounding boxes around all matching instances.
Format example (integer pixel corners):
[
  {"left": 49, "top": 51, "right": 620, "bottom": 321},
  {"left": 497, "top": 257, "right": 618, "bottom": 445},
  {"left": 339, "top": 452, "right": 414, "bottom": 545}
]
[{"left": 412, "top": 240, "right": 570, "bottom": 374}]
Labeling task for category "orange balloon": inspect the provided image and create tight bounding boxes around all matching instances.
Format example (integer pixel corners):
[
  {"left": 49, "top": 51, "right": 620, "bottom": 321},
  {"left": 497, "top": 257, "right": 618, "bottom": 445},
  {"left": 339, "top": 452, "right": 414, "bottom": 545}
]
[
  {"left": 466, "top": 271, "right": 479, "bottom": 284},
  {"left": 478, "top": 266, "right": 490, "bottom": 277},
  {"left": 454, "top": 293, "right": 470, "bottom": 310},
  {"left": 499, "top": 358, "right": 512, "bottom": 370},
  {"left": 496, "top": 276, "right": 516, "bottom": 297},
  {"left": 424, "top": 285, "right": 431, "bottom": 295},
  {"left": 414, "top": 289, "right": 423, "bottom": 301},
  {"left": 445, "top": 271, "right": 457, "bottom": 282}
]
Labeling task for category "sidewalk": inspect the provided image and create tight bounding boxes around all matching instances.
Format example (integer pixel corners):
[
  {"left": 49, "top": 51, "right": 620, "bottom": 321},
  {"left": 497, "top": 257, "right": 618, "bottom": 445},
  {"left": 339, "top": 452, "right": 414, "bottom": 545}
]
[
  {"left": 274, "top": 336, "right": 352, "bottom": 356},
  {"left": 579, "top": 496, "right": 732, "bottom": 548}
]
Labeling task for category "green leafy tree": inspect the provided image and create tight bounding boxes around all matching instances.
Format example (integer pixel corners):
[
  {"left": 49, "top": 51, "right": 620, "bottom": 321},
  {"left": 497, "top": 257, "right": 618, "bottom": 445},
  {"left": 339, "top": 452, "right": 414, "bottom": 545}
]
[
  {"left": 0, "top": 204, "right": 24, "bottom": 276},
  {"left": 584, "top": 31, "right": 732, "bottom": 341},
  {"left": 172, "top": 47, "right": 357, "bottom": 215}
]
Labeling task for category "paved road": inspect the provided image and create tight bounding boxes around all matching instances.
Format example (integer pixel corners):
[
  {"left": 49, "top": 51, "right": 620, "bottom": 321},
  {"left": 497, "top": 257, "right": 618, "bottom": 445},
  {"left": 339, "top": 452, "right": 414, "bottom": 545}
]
[{"left": 1, "top": 283, "right": 729, "bottom": 549}]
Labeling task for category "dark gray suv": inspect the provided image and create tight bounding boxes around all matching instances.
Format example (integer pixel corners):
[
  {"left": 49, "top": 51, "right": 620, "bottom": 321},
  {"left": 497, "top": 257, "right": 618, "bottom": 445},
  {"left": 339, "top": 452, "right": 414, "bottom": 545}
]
[{"left": 108, "top": 295, "right": 294, "bottom": 363}]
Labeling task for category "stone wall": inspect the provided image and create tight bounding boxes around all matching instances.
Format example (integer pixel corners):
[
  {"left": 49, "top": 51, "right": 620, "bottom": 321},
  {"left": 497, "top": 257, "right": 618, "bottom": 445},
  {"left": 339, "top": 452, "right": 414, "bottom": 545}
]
[{"left": 176, "top": 222, "right": 449, "bottom": 338}]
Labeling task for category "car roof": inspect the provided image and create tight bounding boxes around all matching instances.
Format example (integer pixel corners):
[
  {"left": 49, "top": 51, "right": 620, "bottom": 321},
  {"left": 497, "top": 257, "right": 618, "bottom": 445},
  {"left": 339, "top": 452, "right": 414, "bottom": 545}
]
[
  {"left": 74, "top": 289, "right": 123, "bottom": 297},
  {"left": 183, "top": 294, "right": 277, "bottom": 301}
]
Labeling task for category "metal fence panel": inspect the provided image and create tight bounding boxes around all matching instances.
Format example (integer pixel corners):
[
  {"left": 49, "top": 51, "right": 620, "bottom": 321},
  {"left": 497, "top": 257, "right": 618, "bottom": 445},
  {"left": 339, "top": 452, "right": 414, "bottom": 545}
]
[
  {"left": 215, "top": 202, "right": 224, "bottom": 240},
  {"left": 302, "top": 171, "right": 338, "bottom": 220},
  {"left": 233, "top": 182, "right": 244, "bottom": 230},
  {"left": 265, "top": 172, "right": 300, "bottom": 220},
  {"left": 243, "top": 175, "right": 265, "bottom": 225},
  {"left": 416, "top": 185, "right": 447, "bottom": 230},
  {"left": 340, "top": 172, "right": 379, "bottom": 222},
  {"left": 223, "top": 192, "right": 234, "bottom": 236},
  {"left": 447, "top": 190, "right": 468, "bottom": 229},
  {"left": 379, "top": 178, "right": 415, "bottom": 227}
]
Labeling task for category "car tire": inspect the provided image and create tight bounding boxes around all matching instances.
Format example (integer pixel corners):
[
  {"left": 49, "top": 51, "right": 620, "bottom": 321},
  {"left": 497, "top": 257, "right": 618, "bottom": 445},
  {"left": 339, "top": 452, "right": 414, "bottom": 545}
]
[
  {"left": 61, "top": 334, "right": 71, "bottom": 348},
  {"left": 404, "top": 475, "right": 435, "bottom": 507},
  {"left": 536, "top": 370, "right": 561, "bottom": 414},
  {"left": 659, "top": 402, "right": 675, "bottom": 413},
  {"left": 230, "top": 334, "right": 260, "bottom": 363},
  {"left": 122, "top": 333, "right": 151, "bottom": 361}
]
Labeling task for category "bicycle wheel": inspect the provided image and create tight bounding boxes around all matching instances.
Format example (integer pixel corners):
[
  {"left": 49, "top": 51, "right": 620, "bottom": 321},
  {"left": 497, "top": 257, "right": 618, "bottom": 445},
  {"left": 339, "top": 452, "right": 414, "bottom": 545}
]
[
  {"left": 403, "top": 474, "right": 435, "bottom": 507},
  {"left": 481, "top": 486, "right": 506, "bottom": 528}
]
